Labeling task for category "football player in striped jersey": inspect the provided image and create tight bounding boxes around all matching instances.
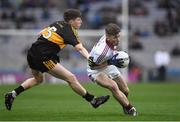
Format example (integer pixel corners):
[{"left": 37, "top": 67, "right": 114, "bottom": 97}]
[{"left": 87, "top": 23, "right": 138, "bottom": 116}]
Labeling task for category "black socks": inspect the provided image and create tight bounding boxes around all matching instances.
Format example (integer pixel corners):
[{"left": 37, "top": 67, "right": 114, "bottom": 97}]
[
  {"left": 83, "top": 92, "right": 94, "bottom": 102},
  {"left": 14, "top": 85, "right": 25, "bottom": 96},
  {"left": 125, "top": 103, "right": 133, "bottom": 110}
]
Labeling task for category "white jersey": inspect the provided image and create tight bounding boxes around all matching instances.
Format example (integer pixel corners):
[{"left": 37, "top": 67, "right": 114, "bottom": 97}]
[
  {"left": 89, "top": 35, "right": 116, "bottom": 64},
  {"left": 87, "top": 35, "right": 121, "bottom": 82}
]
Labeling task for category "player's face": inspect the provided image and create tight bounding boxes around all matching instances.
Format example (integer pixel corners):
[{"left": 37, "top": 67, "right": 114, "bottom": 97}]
[
  {"left": 107, "top": 33, "right": 120, "bottom": 46},
  {"left": 71, "top": 17, "right": 82, "bottom": 29}
]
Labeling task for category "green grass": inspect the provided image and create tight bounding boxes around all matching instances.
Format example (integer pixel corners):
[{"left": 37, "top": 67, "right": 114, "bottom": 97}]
[{"left": 0, "top": 82, "right": 180, "bottom": 121}]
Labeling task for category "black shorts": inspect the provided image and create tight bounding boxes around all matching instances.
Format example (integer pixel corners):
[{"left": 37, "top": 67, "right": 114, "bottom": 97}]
[
  {"left": 27, "top": 51, "right": 59, "bottom": 73},
  {"left": 27, "top": 54, "right": 58, "bottom": 73},
  {"left": 27, "top": 55, "right": 58, "bottom": 73}
]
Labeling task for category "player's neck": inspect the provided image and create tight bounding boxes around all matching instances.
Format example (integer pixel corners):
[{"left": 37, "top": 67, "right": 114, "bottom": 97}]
[{"left": 106, "top": 39, "right": 115, "bottom": 50}]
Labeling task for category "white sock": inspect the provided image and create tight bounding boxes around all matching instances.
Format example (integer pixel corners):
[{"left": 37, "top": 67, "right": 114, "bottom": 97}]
[{"left": 12, "top": 90, "right": 17, "bottom": 98}]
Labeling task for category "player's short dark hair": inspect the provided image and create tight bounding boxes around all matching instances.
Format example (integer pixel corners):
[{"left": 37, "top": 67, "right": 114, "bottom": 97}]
[
  {"left": 105, "top": 23, "right": 121, "bottom": 36},
  {"left": 63, "top": 9, "right": 82, "bottom": 22}
]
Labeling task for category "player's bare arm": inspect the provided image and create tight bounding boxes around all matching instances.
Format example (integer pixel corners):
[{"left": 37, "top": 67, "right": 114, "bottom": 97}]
[{"left": 75, "top": 43, "right": 90, "bottom": 59}]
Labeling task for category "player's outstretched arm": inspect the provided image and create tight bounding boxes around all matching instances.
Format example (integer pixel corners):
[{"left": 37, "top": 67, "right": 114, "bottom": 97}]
[{"left": 75, "top": 43, "right": 90, "bottom": 59}]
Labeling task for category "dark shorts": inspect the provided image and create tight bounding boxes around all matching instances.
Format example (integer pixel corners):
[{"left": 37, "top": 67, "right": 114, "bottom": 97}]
[
  {"left": 26, "top": 38, "right": 61, "bottom": 73},
  {"left": 27, "top": 52, "right": 59, "bottom": 73}
]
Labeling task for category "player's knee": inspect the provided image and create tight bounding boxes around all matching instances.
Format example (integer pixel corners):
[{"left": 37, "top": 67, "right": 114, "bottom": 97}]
[
  {"left": 108, "top": 83, "right": 119, "bottom": 93},
  {"left": 123, "top": 87, "right": 129, "bottom": 97},
  {"left": 67, "top": 73, "right": 77, "bottom": 83},
  {"left": 67, "top": 74, "right": 80, "bottom": 86},
  {"left": 35, "top": 75, "right": 43, "bottom": 83}
]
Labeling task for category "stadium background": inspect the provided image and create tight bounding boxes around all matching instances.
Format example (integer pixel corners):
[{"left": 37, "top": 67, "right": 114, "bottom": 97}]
[{"left": 0, "top": 0, "right": 180, "bottom": 121}]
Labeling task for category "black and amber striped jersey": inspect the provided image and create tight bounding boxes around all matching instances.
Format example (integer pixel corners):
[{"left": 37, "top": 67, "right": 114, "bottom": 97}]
[
  {"left": 39, "top": 21, "right": 80, "bottom": 48},
  {"left": 29, "top": 21, "right": 81, "bottom": 57}
]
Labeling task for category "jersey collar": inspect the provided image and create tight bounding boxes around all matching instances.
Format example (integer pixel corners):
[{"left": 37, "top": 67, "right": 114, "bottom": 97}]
[{"left": 106, "top": 39, "right": 115, "bottom": 50}]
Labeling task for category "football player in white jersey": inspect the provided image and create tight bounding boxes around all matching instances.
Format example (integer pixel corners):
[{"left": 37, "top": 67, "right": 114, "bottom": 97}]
[{"left": 87, "top": 23, "right": 137, "bottom": 116}]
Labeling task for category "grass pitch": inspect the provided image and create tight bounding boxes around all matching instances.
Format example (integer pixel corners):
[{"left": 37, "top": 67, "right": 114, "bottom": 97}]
[{"left": 0, "top": 82, "right": 180, "bottom": 121}]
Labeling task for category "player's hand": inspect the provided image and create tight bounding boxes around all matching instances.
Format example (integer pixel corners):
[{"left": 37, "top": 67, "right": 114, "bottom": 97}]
[
  {"left": 107, "top": 54, "right": 124, "bottom": 68},
  {"left": 115, "top": 59, "right": 124, "bottom": 68},
  {"left": 88, "top": 56, "right": 97, "bottom": 67},
  {"left": 107, "top": 54, "right": 118, "bottom": 65}
]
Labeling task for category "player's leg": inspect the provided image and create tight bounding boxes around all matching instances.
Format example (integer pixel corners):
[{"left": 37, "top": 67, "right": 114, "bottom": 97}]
[
  {"left": 5, "top": 69, "right": 43, "bottom": 110},
  {"left": 21, "top": 69, "right": 43, "bottom": 89},
  {"left": 47, "top": 63, "right": 109, "bottom": 108},
  {"left": 48, "top": 63, "right": 87, "bottom": 96},
  {"left": 113, "top": 75, "right": 129, "bottom": 97},
  {"left": 113, "top": 76, "right": 132, "bottom": 114},
  {"left": 95, "top": 73, "right": 137, "bottom": 116},
  {"left": 108, "top": 66, "right": 137, "bottom": 116},
  {"left": 95, "top": 73, "right": 129, "bottom": 106}
]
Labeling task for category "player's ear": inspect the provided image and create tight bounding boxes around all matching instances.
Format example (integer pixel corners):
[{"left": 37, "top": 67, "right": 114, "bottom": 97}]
[
  {"left": 105, "top": 33, "right": 108, "bottom": 37},
  {"left": 68, "top": 20, "right": 74, "bottom": 24},
  {"left": 106, "top": 33, "right": 111, "bottom": 40}
]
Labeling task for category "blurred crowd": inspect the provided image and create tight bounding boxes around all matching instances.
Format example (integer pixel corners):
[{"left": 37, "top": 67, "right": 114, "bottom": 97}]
[
  {"left": 1, "top": 0, "right": 180, "bottom": 82},
  {"left": 154, "top": 0, "right": 180, "bottom": 37},
  {"left": 1, "top": 0, "right": 180, "bottom": 34},
  {"left": 0, "top": 0, "right": 57, "bottom": 29}
]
